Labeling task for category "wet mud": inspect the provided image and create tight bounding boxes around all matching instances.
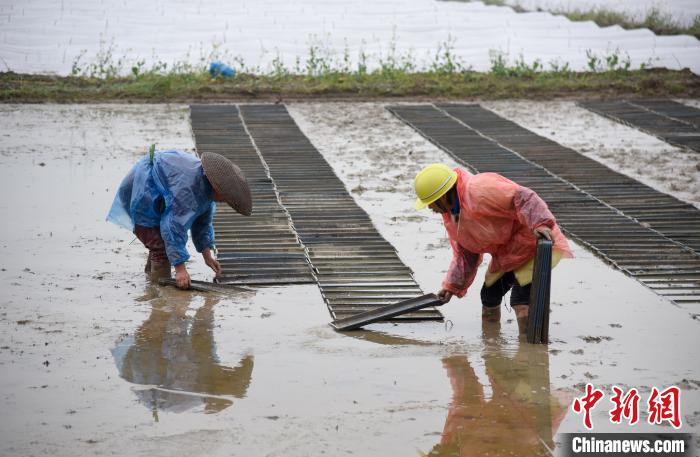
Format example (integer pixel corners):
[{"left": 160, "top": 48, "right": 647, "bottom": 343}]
[
  {"left": 482, "top": 100, "right": 700, "bottom": 208},
  {"left": 0, "top": 103, "right": 698, "bottom": 456}
]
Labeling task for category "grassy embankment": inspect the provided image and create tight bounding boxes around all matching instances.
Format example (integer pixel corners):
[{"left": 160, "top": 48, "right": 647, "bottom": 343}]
[
  {"left": 2, "top": 46, "right": 699, "bottom": 102},
  {"left": 449, "top": 0, "right": 700, "bottom": 39},
  {"left": 3, "top": 69, "right": 699, "bottom": 102}
]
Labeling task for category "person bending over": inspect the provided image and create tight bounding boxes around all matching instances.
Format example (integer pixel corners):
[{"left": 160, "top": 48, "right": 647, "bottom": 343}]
[
  {"left": 414, "top": 163, "right": 571, "bottom": 331},
  {"left": 107, "top": 148, "right": 251, "bottom": 289}
]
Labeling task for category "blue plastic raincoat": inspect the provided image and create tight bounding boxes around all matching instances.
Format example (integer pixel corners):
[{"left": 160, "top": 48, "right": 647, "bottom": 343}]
[{"left": 106, "top": 150, "right": 216, "bottom": 266}]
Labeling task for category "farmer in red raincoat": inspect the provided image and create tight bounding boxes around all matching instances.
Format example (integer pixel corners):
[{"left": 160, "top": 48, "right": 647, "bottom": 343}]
[{"left": 414, "top": 164, "right": 572, "bottom": 331}]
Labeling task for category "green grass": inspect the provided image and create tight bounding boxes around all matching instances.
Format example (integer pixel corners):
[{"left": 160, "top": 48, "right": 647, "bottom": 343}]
[
  {"left": 2, "top": 68, "right": 699, "bottom": 102},
  {"left": 449, "top": 0, "right": 700, "bottom": 39},
  {"left": 2, "top": 41, "right": 698, "bottom": 102},
  {"left": 2, "top": 3, "right": 697, "bottom": 104}
]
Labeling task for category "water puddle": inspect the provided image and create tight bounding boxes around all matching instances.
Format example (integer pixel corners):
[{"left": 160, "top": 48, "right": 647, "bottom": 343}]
[
  {"left": 111, "top": 286, "right": 255, "bottom": 417},
  {"left": 431, "top": 329, "right": 569, "bottom": 456}
]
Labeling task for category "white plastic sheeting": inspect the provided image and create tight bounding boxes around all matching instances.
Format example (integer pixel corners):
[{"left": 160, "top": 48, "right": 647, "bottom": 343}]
[
  {"left": 497, "top": 0, "right": 700, "bottom": 26},
  {"left": 0, "top": 0, "right": 699, "bottom": 75}
]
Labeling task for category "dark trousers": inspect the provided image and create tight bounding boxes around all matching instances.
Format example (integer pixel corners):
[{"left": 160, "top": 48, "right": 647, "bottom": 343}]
[
  {"left": 480, "top": 271, "right": 531, "bottom": 308},
  {"left": 134, "top": 225, "right": 169, "bottom": 268}
]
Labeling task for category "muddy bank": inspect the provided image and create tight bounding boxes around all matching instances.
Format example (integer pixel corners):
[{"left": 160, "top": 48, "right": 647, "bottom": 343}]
[
  {"left": 4, "top": 70, "right": 700, "bottom": 104},
  {"left": 0, "top": 103, "right": 698, "bottom": 457}
]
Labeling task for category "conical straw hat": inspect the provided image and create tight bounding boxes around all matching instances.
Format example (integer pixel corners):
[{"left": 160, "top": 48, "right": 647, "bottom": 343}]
[{"left": 200, "top": 152, "right": 252, "bottom": 216}]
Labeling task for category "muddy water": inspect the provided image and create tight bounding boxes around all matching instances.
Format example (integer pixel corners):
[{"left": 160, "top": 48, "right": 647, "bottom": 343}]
[
  {"left": 289, "top": 102, "right": 700, "bottom": 441},
  {"left": 0, "top": 104, "right": 698, "bottom": 457}
]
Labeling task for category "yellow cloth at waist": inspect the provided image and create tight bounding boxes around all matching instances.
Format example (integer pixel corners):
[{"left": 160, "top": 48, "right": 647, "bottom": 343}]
[{"left": 484, "top": 250, "right": 563, "bottom": 288}]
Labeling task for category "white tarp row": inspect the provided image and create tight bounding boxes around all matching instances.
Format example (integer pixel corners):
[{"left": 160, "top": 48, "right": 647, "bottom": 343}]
[{"left": 0, "top": 0, "right": 699, "bottom": 75}]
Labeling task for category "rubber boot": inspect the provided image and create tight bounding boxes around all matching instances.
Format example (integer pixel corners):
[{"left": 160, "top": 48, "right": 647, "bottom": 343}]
[
  {"left": 144, "top": 253, "right": 152, "bottom": 273},
  {"left": 149, "top": 260, "right": 172, "bottom": 280},
  {"left": 512, "top": 304, "right": 529, "bottom": 334},
  {"left": 482, "top": 305, "right": 501, "bottom": 322},
  {"left": 481, "top": 319, "right": 502, "bottom": 340}
]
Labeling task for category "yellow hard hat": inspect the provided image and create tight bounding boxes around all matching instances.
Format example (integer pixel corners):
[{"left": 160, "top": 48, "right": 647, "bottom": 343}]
[{"left": 414, "top": 163, "right": 458, "bottom": 210}]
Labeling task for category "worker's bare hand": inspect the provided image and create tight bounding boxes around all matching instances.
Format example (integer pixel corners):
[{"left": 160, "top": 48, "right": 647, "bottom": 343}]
[
  {"left": 437, "top": 288, "right": 453, "bottom": 304},
  {"left": 202, "top": 249, "right": 222, "bottom": 277},
  {"left": 534, "top": 226, "right": 553, "bottom": 241},
  {"left": 205, "top": 257, "right": 222, "bottom": 277},
  {"left": 174, "top": 264, "right": 191, "bottom": 289}
]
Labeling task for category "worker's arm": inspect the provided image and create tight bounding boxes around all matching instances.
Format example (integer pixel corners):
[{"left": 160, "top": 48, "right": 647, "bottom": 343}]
[
  {"left": 159, "top": 216, "right": 189, "bottom": 266},
  {"left": 191, "top": 202, "right": 221, "bottom": 276},
  {"left": 159, "top": 207, "right": 191, "bottom": 288},
  {"left": 513, "top": 185, "right": 556, "bottom": 239},
  {"left": 191, "top": 202, "right": 215, "bottom": 251},
  {"left": 439, "top": 238, "right": 482, "bottom": 303}
]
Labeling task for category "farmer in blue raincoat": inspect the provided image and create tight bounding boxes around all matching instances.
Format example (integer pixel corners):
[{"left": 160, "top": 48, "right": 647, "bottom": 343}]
[{"left": 107, "top": 148, "right": 252, "bottom": 289}]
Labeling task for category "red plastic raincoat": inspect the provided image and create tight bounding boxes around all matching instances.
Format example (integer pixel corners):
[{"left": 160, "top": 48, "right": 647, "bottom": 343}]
[{"left": 442, "top": 168, "right": 572, "bottom": 297}]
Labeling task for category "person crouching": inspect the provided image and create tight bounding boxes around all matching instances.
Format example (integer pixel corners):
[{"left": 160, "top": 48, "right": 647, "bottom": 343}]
[{"left": 107, "top": 148, "right": 251, "bottom": 289}]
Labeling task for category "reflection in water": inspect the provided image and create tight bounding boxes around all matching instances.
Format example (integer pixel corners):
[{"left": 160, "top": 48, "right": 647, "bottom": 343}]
[
  {"left": 341, "top": 328, "right": 435, "bottom": 346},
  {"left": 111, "top": 286, "right": 254, "bottom": 418},
  {"left": 428, "top": 323, "right": 569, "bottom": 457}
]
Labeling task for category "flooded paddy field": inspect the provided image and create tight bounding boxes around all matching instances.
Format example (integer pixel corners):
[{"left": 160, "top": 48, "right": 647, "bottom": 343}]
[
  {"left": 480, "top": 100, "right": 700, "bottom": 208},
  {"left": 0, "top": 103, "right": 699, "bottom": 456}
]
